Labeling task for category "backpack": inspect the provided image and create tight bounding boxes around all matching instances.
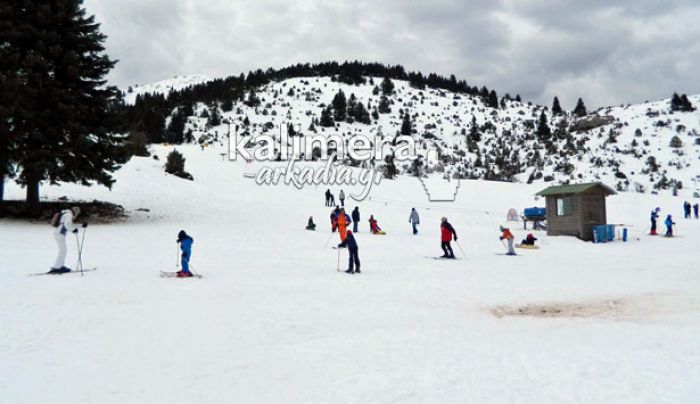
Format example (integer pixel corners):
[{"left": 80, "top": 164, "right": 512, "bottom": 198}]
[{"left": 50, "top": 211, "right": 63, "bottom": 227}]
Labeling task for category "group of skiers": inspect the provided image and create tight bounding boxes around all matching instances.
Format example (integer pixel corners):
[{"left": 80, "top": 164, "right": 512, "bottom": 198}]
[
  {"left": 650, "top": 207, "right": 678, "bottom": 237},
  {"left": 683, "top": 201, "right": 699, "bottom": 219}
]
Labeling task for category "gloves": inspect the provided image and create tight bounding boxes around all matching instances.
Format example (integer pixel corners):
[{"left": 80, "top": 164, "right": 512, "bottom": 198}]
[
  {"left": 82, "top": 222, "right": 88, "bottom": 228},
  {"left": 72, "top": 229, "right": 79, "bottom": 234},
  {"left": 454, "top": 236, "right": 458, "bottom": 241}
]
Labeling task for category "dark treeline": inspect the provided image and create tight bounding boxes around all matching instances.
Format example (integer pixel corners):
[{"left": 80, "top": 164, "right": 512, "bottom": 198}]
[{"left": 126, "top": 61, "right": 506, "bottom": 143}]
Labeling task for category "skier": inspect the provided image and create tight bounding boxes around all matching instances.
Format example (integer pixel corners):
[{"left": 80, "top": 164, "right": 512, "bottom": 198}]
[
  {"left": 409, "top": 208, "right": 420, "bottom": 234},
  {"left": 650, "top": 207, "right": 660, "bottom": 235},
  {"left": 499, "top": 225, "right": 516, "bottom": 255},
  {"left": 684, "top": 201, "right": 691, "bottom": 219},
  {"left": 339, "top": 189, "right": 345, "bottom": 207},
  {"left": 306, "top": 216, "right": 316, "bottom": 231},
  {"left": 49, "top": 207, "right": 87, "bottom": 274},
  {"left": 694, "top": 203, "right": 699, "bottom": 219},
  {"left": 324, "top": 189, "right": 332, "bottom": 206},
  {"left": 329, "top": 192, "right": 336, "bottom": 206},
  {"left": 176, "top": 230, "right": 194, "bottom": 277},
  {"left": 351, "top": 206, "right": 360, "bottom": 232},
  {"left": 337, "top": 208, "right": 351, "bottom": 245},
  {"left": 520, "top": 233, "right": 537, "bottom": 246},
  {"left": 344, "top": 230, "right": 361, "bottom": 274},
  {"left": 664, "top": 215, "right": 675, "bottom": 237},
  {"left": 440, "top": 217, "right": 457, "bottom": 258}
]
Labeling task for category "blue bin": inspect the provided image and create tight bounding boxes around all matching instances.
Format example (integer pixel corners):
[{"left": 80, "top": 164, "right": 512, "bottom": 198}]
[
  {"left": 524, "top": 207, "right": 546, "bottom": 218},
  {"left": 593, "top": 225, "right": 607, "bottom": 243},
  {"left": 605, "top": 224, "right": 615, "bottom": 241}
]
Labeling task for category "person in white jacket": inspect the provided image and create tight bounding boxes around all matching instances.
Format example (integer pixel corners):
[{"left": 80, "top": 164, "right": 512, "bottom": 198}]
[
  {"left": 409, "top": 208, "right": 420, "bottom": 234},
  {"left": 50, "top": 207, "right": 86, "bottom": 274}
]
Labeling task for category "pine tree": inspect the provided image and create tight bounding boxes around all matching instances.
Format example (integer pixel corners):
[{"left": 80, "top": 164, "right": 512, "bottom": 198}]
[
  {"left": 207, "top": 103, "right": 221, "bottom": 126},
  {"left": 400, "top": 112, "right": 412, "bottom": 137},
  {"left": 487, "top": 90, "right": 499, "bottom": 109},
  {"left": 332, "top": 90, "right": 347, "bottom": 121},
  {"left": 378, "top": 96, "right": 391, "bottom": 114},
  {"left": 536, "top": 111, "right": 551, "bottom": 142},
  {"left": 551, "top": 96, "right": 563, "bottom": 115},
  {"left": 573, "top": 98, "right": 587, "bottom": 117},
  {"left": 320, "top": 106, "right": 335, "bottom": 127},
  {"left": 0, "top": 0, "right": 128, "bottom": 211},
  {"left": 381, "top": 76, "right": 395, "bottom": 95},
  {"left": 467, "top": 116, "right": 481, "bottom": 148}
]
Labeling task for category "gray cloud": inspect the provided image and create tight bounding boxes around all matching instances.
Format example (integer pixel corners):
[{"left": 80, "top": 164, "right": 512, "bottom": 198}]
[{"left": 85, "top": 0, "right": 700, "bottom": 109}]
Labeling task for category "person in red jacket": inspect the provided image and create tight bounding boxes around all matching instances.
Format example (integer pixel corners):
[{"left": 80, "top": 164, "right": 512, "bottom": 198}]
[
  {"left": 440, "top": 217, "right": 457, "bottom": 258},
  {"left": 499, "top": 225, "right": 516, "bottom": 255}
]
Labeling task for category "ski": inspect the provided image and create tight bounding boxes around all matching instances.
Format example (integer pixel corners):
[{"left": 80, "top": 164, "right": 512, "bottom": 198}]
[
  {"left": 30, "top": 267, "right": 97, "bottom": 276},
  {"left": 494, "top": 253, "right": 520, "bottom": 256},
  {"left": 426, "top": 256, "right": 461, "bottom": 260},
  {"left": 159, "top": 271, "right": 203, "bottom": 279}
]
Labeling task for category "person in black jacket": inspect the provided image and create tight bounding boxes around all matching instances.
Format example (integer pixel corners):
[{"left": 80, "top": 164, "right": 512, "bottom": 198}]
[
  {"left": 344, "top": 230, "right": 361, "bottom": 274},
  {"left": 351, "top": 207, "right": 360, "bottom": 232}
]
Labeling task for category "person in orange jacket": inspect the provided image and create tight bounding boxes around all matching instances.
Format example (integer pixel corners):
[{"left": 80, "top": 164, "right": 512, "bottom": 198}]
[
  {"left": 499, "top": 225, "right": 516, "bottom": 255},
  {"left": 337, "top": 208, "right": 351, "bottom": 244}
]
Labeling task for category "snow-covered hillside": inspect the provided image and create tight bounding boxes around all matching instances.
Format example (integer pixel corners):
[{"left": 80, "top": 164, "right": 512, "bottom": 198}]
[
  {"left": 1, "top": 144, "right": 700, "bottom": 402},
  {"left": 175, "top": 76, "right": 700, "bottom": 197},
  {"left": 123, "top": 74, "right": 211, "bottom": 105}
]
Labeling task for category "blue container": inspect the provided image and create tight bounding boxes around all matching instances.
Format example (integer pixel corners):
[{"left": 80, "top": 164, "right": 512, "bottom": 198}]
[
  {"left": 593, "top": 225, "right": 607, "bottom": 243},
  {"left": 605, "top": 224, "right": 615, "bottom": 241},
  {"left": 524, "top": 207, "right": 546, "bottom": 218}
]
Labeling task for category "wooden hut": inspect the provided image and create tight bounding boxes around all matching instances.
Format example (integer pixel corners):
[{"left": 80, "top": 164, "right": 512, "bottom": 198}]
[{"left": 536, "top": 182, "right": 616, "bottom": 241}]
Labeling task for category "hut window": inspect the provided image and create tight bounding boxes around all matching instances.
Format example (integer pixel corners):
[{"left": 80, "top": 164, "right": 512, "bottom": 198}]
[{"left": 556, "top": 196, "right": 572, "bottom": 216}]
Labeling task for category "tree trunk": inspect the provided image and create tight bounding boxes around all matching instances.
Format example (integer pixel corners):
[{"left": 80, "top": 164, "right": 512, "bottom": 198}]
[
  {"left": 25, "top": 177, "right": 40, "bottom": 215},
  {"left": 0, "top": 173, "right": 4, "bottom": 202}
]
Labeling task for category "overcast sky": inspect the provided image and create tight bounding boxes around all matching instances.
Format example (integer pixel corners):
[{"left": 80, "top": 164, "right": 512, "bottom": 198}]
[{"left": 85, "top": 0, "right": 700, "bottom": 109}]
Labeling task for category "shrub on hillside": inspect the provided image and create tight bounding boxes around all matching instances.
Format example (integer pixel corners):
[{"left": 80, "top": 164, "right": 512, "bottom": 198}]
[{"left": 165, "top": 150, "right": 193, "bottom": 180}]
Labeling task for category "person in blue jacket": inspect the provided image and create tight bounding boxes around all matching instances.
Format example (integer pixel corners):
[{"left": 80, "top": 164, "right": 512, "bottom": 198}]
[
  {"left": 649, "top": 207, "right": 660, "bottom": 235},
  {"left": 664, "top": 215, "right": 675, "bottom": 237},
  {"left": 344, "top": 230, "right": 361, "bottom": 274},
  {"left": 177, "top": 230, "right": 194, "bottom": 277},
  {"left": 351, "top": 207, "right": 360, "bottom": 232}
]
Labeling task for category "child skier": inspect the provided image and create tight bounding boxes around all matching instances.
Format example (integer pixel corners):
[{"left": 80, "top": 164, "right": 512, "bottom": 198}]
[
  {"left": 409, "top": 208, "right": 420, "bottom": 234},
  {"left": 650, "top": 207, "right": 660, "bottom": 235},
  {"left": 499, "top": 225, "right": 516, "bottom": 255},
  {"left": 306, "top": 216, "right": 316, "bottom": 231},
  {"left": 330, "top": 210, "right": 338, "bottom": 232},
  {"left": 49, "top": 206, "right": 87, "bottom": 274},
  {"left": 440, "top": 217, "right": 457, "bottom": 258},
  {"left": 176, "top": 230, "right": 194, "bottom": 277},
  {"left": 664, "top": 215, "right": 675, "bottom": 237},
  {"left": 344, "top": 230, "right": 361, "bottom": 274}
]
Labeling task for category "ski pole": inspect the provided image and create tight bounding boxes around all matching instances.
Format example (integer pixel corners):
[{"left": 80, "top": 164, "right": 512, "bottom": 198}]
[
  {"left": 78, "top": 226, "right": 87, "bottom": 276},
  {"left": 337, "top": 247, "right": 340, "bottom": 272},
  {"left": 500, "top": 239, "right": 509, "bottom": 252},
  {"left": 74, "top": 232, "right": 82, "bottom": 275},
  {"left": 455, "top": 240, "right": 466, "bottom": 259},
  {"left": 176, "top": 242, "right": 180, "bottom": 269}
]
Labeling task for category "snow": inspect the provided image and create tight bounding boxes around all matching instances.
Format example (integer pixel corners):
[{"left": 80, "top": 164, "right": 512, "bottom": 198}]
[
  {"left": 1, "top": 144, "right": 700, "bottom": 403},
  {"left": 122, "top": 74, "right": 212, "bottom": 105}
]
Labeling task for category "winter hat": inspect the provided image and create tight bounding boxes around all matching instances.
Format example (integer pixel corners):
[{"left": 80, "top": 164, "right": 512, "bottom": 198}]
[
  {"left": 71, "top": 207, "right": 81, "bottom": 217},
  {"left": 499, "top": 225, "right": 506, "bottom": 231},
  {"left": 347, "top": 230, "right": 353, "bottom": 235},
  {"left": 441, "top": 217, "right": 447, "bottom": 222},
  {"left": 177, "top": 230, "right": 188, "bottom": 241},
  {"left": 655, "top": 207, "right": 660, "bottom": 212}
]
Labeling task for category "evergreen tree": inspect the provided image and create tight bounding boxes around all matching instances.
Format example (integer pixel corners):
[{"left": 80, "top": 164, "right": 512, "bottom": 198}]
[
  {"left": 207, "top": 103, "right": 221, "bottom": 126},
  {"left": 467, "top": 116, "right": 481, "bottom": 150},
  {"left": 319, "top": 106, "right": 335, "bottom": 127},
  {"left": 400, "top": 112, "right": 412, "bottom": 137},
  {"left": 536, "top": 111, "right": 551, "bottom": 142},
  {"left": 378, "top": 96, "right": 391, "bottom": 114},
  {"left": 0, "top": 0, "right": 128, "bottom": 211},
  {"left": 166, "top": 108, "right": 186, "bottom": 144},
  {"left": 671, "top": 92, "right": 696, "bottom": 112},
  {"left": 487, "top": 90, "right": 499, "bottom": 109},
  {"left": 332, "top": 90, "right": 347, "bottom": 121},
  {"left": 573, "top": 98, "right": 587, "bottom": 117},
  {"left": 221, "top": 98, "right": 233, "bottom": 112},
  {"left": 381, "top": 76, "right": 395, "bottom": 95},
  {"left": 551, "top": 96, "right": 563, "bottom": 115}
]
